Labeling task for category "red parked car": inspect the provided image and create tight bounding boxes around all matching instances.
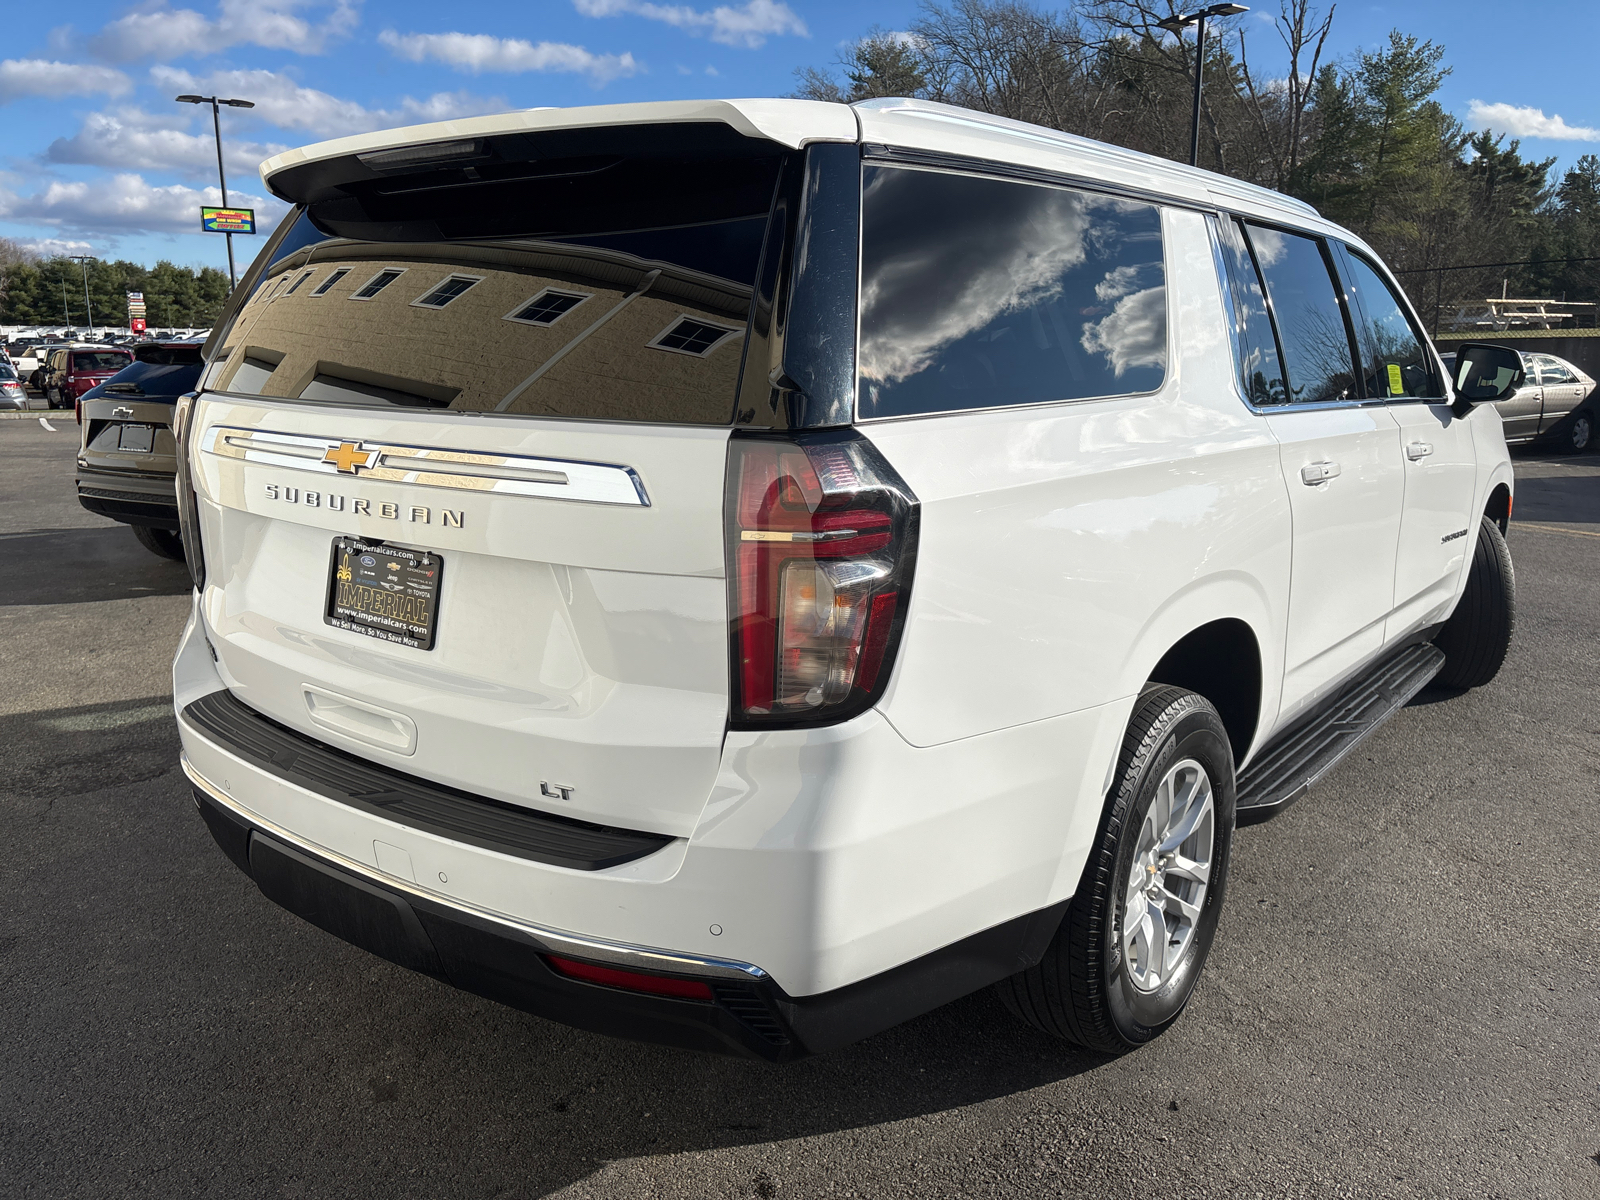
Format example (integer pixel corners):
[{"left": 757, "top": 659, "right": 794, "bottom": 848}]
[{"left": 43, "top": 346, "right": 133, "bottom": 409}]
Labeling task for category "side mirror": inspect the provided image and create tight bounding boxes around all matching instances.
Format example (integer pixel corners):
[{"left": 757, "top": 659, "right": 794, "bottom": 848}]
[{"left": 1450, "top": 342, "right": 1525, "bottom": 418}]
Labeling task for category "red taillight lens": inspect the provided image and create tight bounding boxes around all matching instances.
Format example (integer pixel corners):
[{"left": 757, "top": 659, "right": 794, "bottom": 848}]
[
  {"left": 727, "top": 432, "right": 918, "bottom": 728},
  {"left": 545, "top": 955, "right": 714, "bottom": 1001}
]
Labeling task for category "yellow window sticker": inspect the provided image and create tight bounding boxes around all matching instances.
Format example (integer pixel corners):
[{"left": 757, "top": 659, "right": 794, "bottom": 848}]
[{"left": 1387, "top": 363, "right": 1404, "bottom": 395}]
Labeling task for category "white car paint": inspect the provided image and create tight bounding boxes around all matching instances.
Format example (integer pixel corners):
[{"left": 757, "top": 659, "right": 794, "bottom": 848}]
[{"left": 173, "top": 96, "right": 1511, "bottom": 1004}]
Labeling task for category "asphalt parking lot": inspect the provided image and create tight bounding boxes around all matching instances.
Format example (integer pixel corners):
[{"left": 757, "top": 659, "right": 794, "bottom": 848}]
[{"left": 2, "top": 414, "right": 1596, "bottom": 1200}]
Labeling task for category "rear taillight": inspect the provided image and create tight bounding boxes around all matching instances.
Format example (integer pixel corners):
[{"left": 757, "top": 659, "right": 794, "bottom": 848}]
[{"left": 726, "top": 431, "right": 918, "bottom": 728}]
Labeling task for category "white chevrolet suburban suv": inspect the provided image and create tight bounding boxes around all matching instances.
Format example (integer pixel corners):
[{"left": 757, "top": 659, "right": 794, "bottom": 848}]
[{"left": 173, "top": 97, "right": 1522, "bottom": 1060}]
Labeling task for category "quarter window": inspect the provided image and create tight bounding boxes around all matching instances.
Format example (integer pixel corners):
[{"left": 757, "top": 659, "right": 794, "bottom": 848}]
[
  {"left": 1243, "top": 223, "right": 1358, "bottom": 404},
  {"left": 413, "top": 275, "right": 481, "bottom": 309},
  {"left": 648, "top": 315, "right": 741, "bottom": 357},
  {"left": 505, "top": 289, "right": 589, "bottom": 326},
  {"left": 1337, "top": 248, "right": 1444, "bottom": 400},
  {"left": 351, "top": 269, "right": 405, "bottom": 300},
  {"left": 857, "top": 165, "right": 1168, "bottom": 420},
  {"left": 311, "top": 268, "right": 350, "bottom": 296},
  {"left": 1214, "top": 218, "right": 1288, "bottom": 405}
]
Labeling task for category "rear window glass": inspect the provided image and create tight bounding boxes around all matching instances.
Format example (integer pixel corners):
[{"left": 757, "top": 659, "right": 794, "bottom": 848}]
[
  {"left": 857, "top": 165, "right": 1167, "bottom": 420},
  {"left": 1337, "top": 248, "right": 1443, "bottom": 400},
  {"left": 1243, "top": 224, "right": 1358, "bottom": 405},
  {"left": 134, "top": 344, "right": 204, "bottom": 366},
  {"left": 101, "top": 358, "right": 203, "bottom": 400},
  {"left": 73, "top": 351, "right": 132, "bottom": 372},
  {"left": 213, "top": 149, "right": 781, "bottom": 424}
]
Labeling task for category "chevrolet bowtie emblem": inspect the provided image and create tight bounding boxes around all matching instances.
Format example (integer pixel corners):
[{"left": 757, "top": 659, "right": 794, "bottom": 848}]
[{"left": 323, "top": 441, "right": 378, "bottom": 474}]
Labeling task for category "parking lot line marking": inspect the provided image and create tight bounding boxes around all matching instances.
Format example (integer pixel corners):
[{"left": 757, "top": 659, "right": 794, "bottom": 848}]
[
  {"left": 37, "top": 417, "right": 57, "bottom": 432},
  {"left": 1512, "top": 521, "right": 1600, "bottom": 541}
]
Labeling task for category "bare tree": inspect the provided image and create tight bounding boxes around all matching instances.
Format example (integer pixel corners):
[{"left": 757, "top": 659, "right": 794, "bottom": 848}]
[{"left": 1238, "top": 1, "right": 1337, "bottom": 189}]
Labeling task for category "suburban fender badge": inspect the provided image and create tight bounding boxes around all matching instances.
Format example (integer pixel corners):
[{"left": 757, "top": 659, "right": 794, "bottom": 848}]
[{"left": 323, "top": 441, "right": 379, "bottom": 474}]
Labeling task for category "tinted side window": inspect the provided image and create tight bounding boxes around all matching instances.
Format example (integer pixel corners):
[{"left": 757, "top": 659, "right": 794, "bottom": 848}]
[
  {"left": 1338, "top": 248, "right": 1443, "bottom": 399},
  {"left": 1244, "top": 223, "right": 1358, "bottom": 404},
  {"left": 1540, "top": 358, "right": 1574, "bottom": 384},
  {"left": 1214, "top": 217, "right": 1288, "bottom": 405},
  {"left": 857, "top": 166, "right": 1167, "bottom": 419}
]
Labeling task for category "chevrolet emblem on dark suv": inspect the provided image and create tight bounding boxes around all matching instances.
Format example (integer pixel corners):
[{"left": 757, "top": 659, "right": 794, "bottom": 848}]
[{"left": 322, "top": 442, "right": 378, "bottom": 473}]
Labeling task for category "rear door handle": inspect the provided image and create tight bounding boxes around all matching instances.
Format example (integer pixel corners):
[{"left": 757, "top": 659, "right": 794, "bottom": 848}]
[
  {"left": 1405, "top": 441, "right": 1434, "bottom": 460},
  {"left": 1300, "top": 461, "right": 1342, "bottom": 485}
]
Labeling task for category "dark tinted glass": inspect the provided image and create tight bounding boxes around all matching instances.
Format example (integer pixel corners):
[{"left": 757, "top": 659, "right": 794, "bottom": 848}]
[
  {"left": 1337, "top": 248, "right": 1443, "bottom": 399},
  {"left": 1215, "top": 218, "right": 1287, "bottom": 405},
  {"left": 100, "top": 358, "right": 203, "bottom": 400},
  {"left": 213, "top": 157, "right": 779, "bottom": 423},
  {"left": 1244, "top": 224, "right": 1357, "bottom": 404},
  {"left": 134, "top": 344, "right": 204, "bottom": 365},
  {"left": 858, "top": 166, "right": 1167, "bottom": 419},
  {"left": 73, "top": 351, "right": 132, "bottom": 372}
]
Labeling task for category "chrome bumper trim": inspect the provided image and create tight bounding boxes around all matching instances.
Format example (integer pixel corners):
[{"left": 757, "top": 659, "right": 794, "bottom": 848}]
[{"left": 180, "top": 751, "right": 767, "bottom": 982}]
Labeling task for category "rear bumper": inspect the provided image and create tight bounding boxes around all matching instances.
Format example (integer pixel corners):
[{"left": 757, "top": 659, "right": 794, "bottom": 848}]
[
  {"left": 189, "top": 766, "right": 1066, "bottom": 1060},
  {"left": 76, "top": 467, "right": 179, "bottom": 528}
]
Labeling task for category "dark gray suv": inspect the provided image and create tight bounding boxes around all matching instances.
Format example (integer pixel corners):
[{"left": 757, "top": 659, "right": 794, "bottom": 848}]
[{"left": 76, "top": 342, "right": 205, "bottom": 559}]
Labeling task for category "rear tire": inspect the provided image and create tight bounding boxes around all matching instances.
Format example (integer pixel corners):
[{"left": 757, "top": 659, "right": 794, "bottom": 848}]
[
  {"left": 132, "top": 524, "right": 185, "bottom": 561},
  {"left": 1563, "top": 408, "right": 1593, "bottom": 454},
  {"left": 1433, "top": 516, "right": 1514, "bottom": 689},
  {"left": 997, "top": 686, "right": 1235, "bottom": 1052}
]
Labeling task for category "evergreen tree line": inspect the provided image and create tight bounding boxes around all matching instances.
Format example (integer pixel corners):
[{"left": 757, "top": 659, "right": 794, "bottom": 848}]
[
  {"left": 0, "top": 242, "right": 232, "bottom": 330},
  {"left": 795, "top": 0, "right": 1600, "bottom": 331}
]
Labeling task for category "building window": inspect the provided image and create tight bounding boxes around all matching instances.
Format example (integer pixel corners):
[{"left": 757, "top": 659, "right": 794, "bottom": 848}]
[
  {"left": 412, "top": 275, "right": 482, "bottom": 309},
  {"left": 350, "top": 268, "right": 406, "bottom": 300},
  {"left": 505, "top": 288, "right": 590, "bottom": 326},
  {"left": 311, "top": 268, "right": 351, "bottom": 297},
  {"left": 647, "top": 315, "right": 742, "bottom": 357},
  {"left": 284, "top": 270, "right": 315, "bottom": 296}
]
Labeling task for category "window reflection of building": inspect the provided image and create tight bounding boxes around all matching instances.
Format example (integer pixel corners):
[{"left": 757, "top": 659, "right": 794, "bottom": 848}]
[{"left": 216, "top": 239, "right": 752, "bottom": 425}]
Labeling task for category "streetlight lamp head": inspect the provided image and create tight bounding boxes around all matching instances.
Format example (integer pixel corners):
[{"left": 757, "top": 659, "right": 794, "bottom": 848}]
[
  {"left": 1157, "top": 14, "right": 1195, "bottom": 32},
  {"left": 175, "top": 94, "right": 204, "bottom": 103},
  {"left": 221, "top": 99, "right": 255, "bottom": 108},
  {"left": 1204, "top": 3, "right": 1250, "bottom": 15}
]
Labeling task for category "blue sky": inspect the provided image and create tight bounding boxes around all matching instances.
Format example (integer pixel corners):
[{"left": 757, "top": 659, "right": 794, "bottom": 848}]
[{"left": 2, "top": 0, "right": 1596, "bottom": 272}]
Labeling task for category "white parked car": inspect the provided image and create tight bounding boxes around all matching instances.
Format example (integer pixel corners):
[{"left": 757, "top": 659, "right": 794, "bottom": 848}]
[{"left": 172, "top": 98, "right": 1520, "bottom": 1060}]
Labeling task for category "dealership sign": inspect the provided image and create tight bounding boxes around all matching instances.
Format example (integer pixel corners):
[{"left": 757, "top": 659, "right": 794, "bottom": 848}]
[
  {"left": 127, "top": 290, "right": 146, "bottom": 333},
  {"left": 201, "top": 207, "right": 256, "bottom": 234}
]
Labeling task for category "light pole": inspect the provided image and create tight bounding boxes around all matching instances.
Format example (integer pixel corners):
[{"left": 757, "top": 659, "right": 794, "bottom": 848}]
[
  {"left": 1157, "top": 4, "right": 1249, "bottom": 168},
  {"left": 175, "top": 93, "right": 255, "bottom": 288},
  {"left": 69, "top": 254, "right": 96, "bottom": 336}
]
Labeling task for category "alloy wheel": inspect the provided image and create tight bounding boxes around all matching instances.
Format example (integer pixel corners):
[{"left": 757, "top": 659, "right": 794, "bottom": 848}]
[{"left": 1121, "top": 758, "right": 1215, "bottom": 994}]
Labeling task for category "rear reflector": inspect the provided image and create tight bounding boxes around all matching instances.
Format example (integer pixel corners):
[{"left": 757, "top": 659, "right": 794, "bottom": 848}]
[{"left": 545, "top": 955, "right": 715, "bottom": 1001}]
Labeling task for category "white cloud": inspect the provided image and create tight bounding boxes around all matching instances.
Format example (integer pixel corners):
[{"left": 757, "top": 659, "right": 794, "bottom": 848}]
[
  {"left": 152, "top": 66, "right": 506, "bottom": 138},
  {"left": 0, "top": 172, "right": 287, "bottom": 237},
  {"left": 377, "top": 30, "right": 639, "bottom": 82},
  {"left": 89, "top": 0, "right": 359, "bottom": 63},
  {"left": 0, "top": 58, "right": 132, "bottom": 103},
  {"left": 46, "top": 109, "right": 287, "bottom": 179},
  {"left": 1466, "top": 100, "right": 1600, "bottom": 142},
  {"left": 574, "top": 0, "right": 807, "bottom": 49},
  {"left": 14, "top": 236, "right": 95, "bottom": 257},
  {"left": 1081, "top": 287, "right": 1168, "bottom": 377}
]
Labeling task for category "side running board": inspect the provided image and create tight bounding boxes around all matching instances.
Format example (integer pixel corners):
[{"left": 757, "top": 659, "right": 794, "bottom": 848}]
[{"left": 1236, "top": 641, "right": 1446, "bottom": 824}]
